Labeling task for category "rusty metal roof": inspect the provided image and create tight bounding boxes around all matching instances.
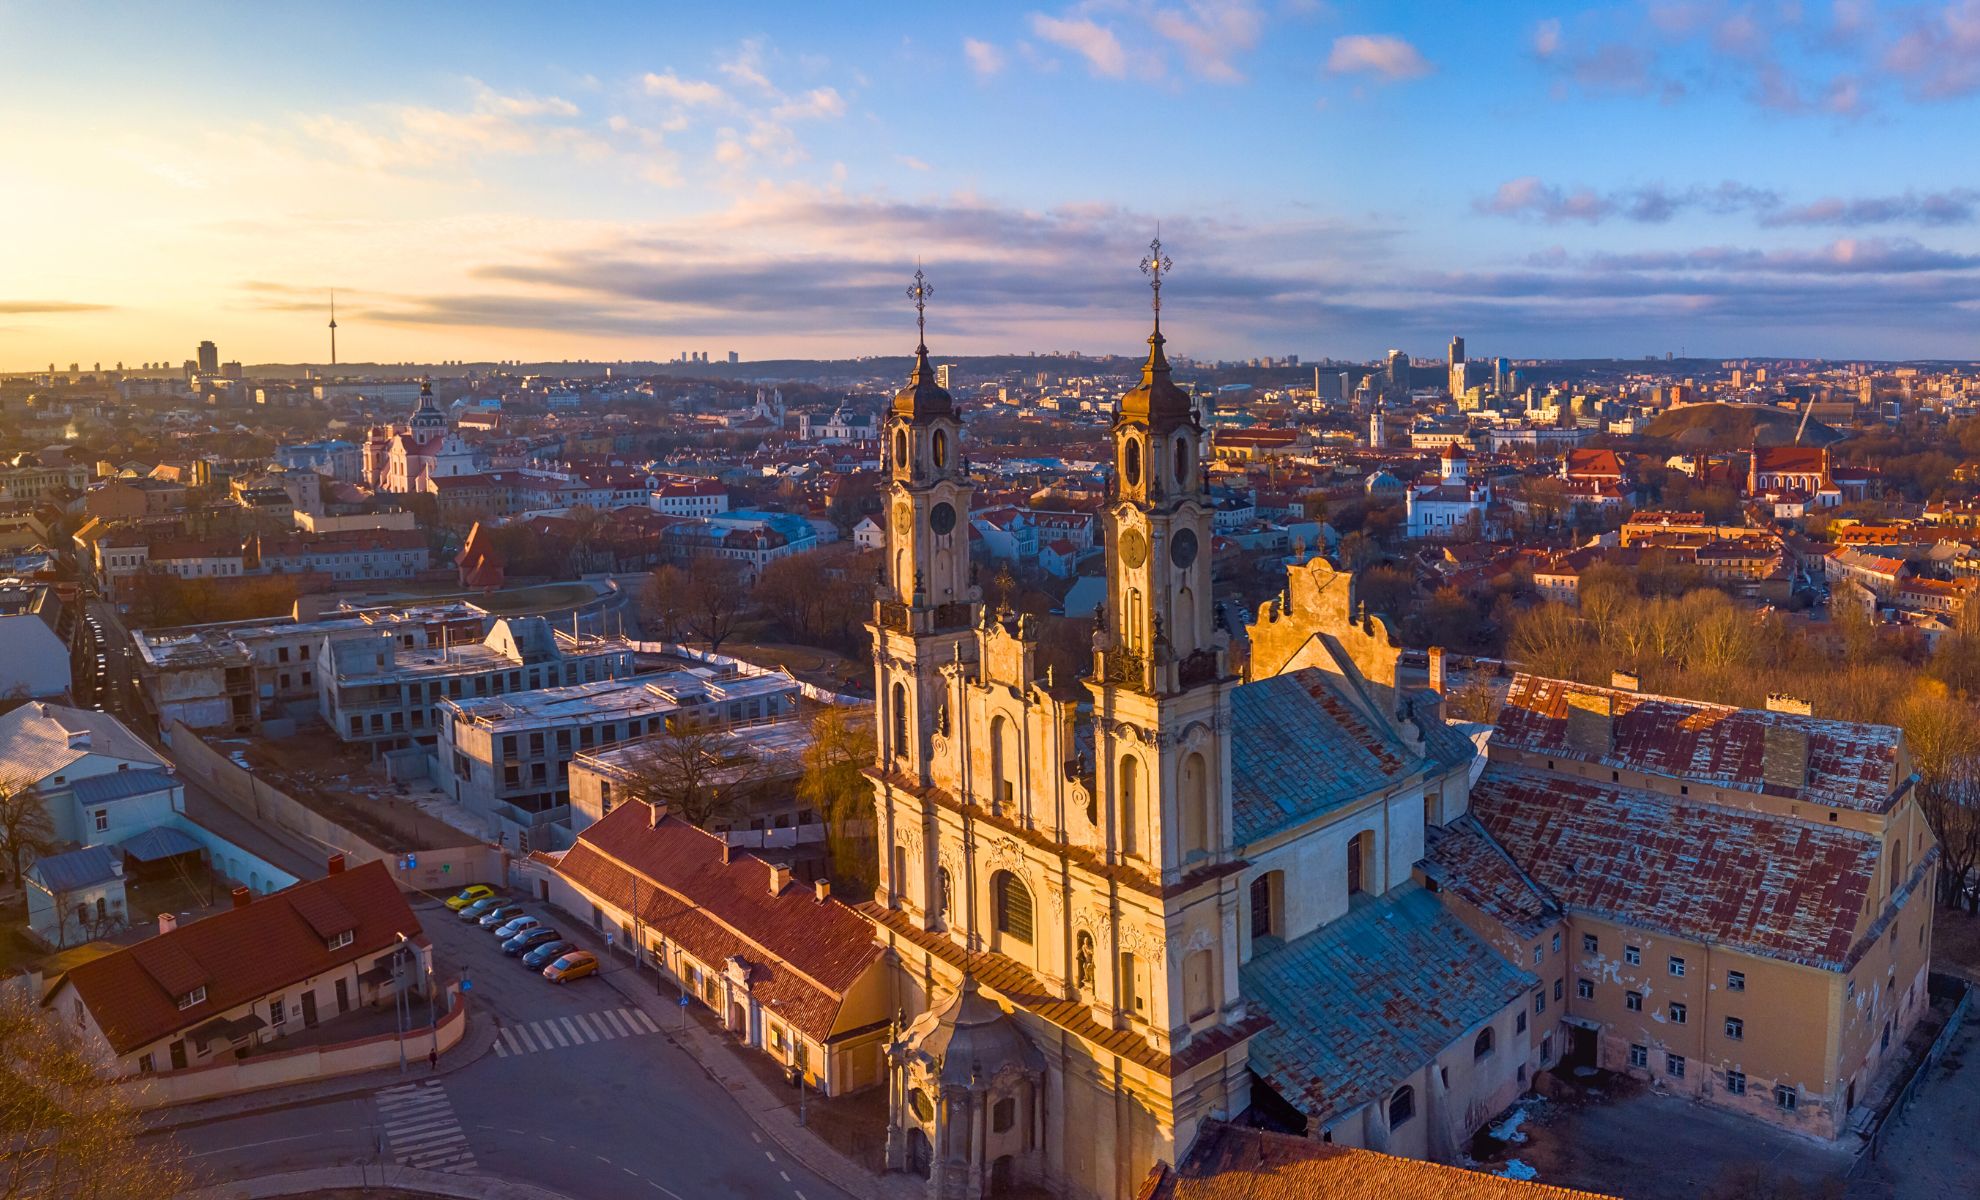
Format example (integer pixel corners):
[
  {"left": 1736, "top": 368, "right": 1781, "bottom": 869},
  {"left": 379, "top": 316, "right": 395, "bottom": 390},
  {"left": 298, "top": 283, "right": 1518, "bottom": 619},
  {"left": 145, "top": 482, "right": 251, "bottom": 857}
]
[
  {"left": 1469, "top": 763, "right": 1879, "bottom": 971},
  {"left": 1419, "top": 816, "right": 1559, "bottom": 942},
  {"left": 1495, "top": 673, "right": 1905, "bottom": 814},
  {"left": 1241, "top": 883, "right": 1536, "bottom": 1125}
]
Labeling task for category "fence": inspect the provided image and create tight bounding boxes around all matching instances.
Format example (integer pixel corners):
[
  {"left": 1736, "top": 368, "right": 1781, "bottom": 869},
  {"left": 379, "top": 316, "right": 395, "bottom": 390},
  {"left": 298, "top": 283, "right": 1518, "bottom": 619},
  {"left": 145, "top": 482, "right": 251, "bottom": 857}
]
[
  {"left": 1854, "top": 972, "right": 1972, "bottom": 1167},
  {"left": 126, "top": 996, "right": 468, "bottom": 1108},
  {"left": 633, "top": 641, "right": 867, "bottom": 707}
]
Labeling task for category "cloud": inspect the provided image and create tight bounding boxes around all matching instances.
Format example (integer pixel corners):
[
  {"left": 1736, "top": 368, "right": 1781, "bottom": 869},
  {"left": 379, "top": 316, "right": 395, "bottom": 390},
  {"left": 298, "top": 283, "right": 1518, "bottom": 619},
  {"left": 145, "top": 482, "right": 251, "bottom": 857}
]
[
  {"left": 1030, "top": 13, "right": 1131, "bottom": 78},
  {"left": 771, "top": 86, "right": 847, "bottom": 121},
  {"left": 1883, "top": 1, "right": 1980, "bottom": 100},
  {"left": 641, "top": 71, "right": 726, "bottom": 106},
  {"left": 719, "top": 39, "right": 776, "bottom": 92},
  {"left": 1151, "top": 0, "right": 1265, "bottom": 83},
  {"left": 0, "top": 300, "right": 112, "bottom": 314},
  {"left": 1479, "top": 178, "right": 1980, "bottom": 229},
  {"left": 1532, "top": 18, "right": 1562, "bottom": 58},
  {"left": 298, "top": 84, "right": 605, "bottom": 170},
  {"left": 1324, "top": 34, "right": 1432, "bottom": 81},
  {"left": 1568, "top": 238, "right": 1980, "bottom": 276},
  {"left": 964, "top": 38, "right": 1007, "bottom": 79},
  {"left": 897, "top": 155, "right": 932, "bottom": 171}
]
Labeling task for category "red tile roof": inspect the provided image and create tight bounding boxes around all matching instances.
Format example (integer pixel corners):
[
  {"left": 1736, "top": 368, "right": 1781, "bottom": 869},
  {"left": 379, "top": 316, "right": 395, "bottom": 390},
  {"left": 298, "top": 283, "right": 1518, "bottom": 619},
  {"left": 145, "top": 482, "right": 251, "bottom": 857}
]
[
  {"left": 53, "top": 861, "right": 419, "bottom": 1055},
  {"left": 1470, "top": 764, "right": 1879, "bottom": 970},
  {"left": 1139, "top": 1121, "right": 1617, "bottom": 1200},
  {"left": 553, "top": 805, "right": 882, "bottom": 1041},
  {"left": 1494, "top": 674, "right": 1907, "bottom": 814}
]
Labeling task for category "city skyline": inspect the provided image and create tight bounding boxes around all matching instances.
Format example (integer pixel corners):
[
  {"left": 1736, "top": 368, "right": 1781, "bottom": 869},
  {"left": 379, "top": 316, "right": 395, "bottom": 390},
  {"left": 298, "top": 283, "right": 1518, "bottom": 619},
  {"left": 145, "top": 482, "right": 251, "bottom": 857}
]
[{"left": 5, "top": 0, "right": 1980, "bottom": 368}]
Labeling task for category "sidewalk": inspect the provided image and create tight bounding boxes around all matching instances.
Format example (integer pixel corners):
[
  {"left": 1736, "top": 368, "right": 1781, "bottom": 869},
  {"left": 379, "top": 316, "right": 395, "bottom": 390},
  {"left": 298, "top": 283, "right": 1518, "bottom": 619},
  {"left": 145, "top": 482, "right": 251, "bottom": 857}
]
[
  {"left": 140, "top": 996, "right": 499, "bottom": 1135},
  {"left": 592, "top": 944, "right": 921, "bottom": 1200},
  {"left": 183, "top": 1163, "right": 575, "bottom": 1200}
]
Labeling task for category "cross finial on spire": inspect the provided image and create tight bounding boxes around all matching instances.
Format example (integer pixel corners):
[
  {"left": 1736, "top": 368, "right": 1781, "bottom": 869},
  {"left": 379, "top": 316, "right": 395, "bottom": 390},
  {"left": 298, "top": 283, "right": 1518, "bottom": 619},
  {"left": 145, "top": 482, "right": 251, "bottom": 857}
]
[
  {"left": 1139, "top": 230, "right": 1173, "bottom": 332},
  {"left": 907, "top": 261, "right": 933, "bottom": 351}
]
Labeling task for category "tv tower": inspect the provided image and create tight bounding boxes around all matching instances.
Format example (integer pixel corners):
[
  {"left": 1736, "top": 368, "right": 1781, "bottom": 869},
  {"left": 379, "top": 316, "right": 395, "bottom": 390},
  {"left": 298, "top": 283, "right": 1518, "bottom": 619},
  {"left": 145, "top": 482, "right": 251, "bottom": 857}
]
[{"left": 328, "top": 291, "right": 339, "bottom": 367}]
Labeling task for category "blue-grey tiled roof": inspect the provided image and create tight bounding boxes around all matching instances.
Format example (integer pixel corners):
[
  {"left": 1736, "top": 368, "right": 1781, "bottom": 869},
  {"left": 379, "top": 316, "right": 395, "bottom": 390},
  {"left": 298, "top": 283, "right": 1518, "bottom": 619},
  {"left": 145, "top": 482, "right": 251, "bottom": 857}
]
[
  {"left": 1229, "top": 669, "right": 1414, "bottom": 845},
  {"left": 71, "top": 768, "right": 178, "bottom": 806},
  {"left": 1241, "top": 883, "right": 1537, "bottom": 1125},
  {"left": 117, "top": 826, "right": 204, "bottom": 863},
  {"left": 30, "top": 845, "right": 122, "bottom": 893}
]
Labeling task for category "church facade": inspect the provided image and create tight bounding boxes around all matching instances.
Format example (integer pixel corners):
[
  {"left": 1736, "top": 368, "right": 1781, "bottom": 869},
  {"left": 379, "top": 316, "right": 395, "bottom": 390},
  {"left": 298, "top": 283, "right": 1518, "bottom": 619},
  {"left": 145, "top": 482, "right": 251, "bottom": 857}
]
[
  {"left": 361, "top": 379, "right": 479, "bottom": 494},
  {"left": 861, "top": 271, "right": 1533, "bottom": 1199}
]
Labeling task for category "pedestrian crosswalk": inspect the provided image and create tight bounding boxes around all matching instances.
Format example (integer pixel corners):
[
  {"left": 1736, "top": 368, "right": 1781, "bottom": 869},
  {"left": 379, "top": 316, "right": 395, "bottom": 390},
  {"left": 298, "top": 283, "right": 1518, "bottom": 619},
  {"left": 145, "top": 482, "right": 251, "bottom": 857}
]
[
  {"left": 493, "top": 1005, "right": 660, "bottom": 1058},
  {"left": 376, "top": 1079, "right": 476, "bottom": 1174}
]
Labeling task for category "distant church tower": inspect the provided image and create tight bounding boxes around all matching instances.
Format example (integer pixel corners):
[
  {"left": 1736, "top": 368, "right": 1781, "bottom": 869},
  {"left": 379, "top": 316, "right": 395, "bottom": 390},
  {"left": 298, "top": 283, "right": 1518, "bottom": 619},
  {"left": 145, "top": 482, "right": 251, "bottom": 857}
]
[{"left": 1369, "top": 402, "right": 1387, "bottom": 449}]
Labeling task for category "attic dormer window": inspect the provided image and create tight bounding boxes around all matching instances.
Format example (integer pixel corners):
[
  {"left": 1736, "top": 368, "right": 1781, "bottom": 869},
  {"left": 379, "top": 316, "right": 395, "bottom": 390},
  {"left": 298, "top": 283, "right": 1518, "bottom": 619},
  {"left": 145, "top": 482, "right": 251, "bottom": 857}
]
[
  {"left": 177, "top": 986, "right": 207, "bottom": 1010},
  {"left": 327, "top": 930, "right": 354, "bottom": 951}
]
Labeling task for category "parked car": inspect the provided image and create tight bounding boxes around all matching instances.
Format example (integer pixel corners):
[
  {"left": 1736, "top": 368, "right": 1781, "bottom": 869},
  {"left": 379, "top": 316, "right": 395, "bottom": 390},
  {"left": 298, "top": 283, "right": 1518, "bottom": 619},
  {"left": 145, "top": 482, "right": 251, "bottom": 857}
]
[
  {"left": 502, "top": 927, "right": 561, "bottom": 956},
  {"left": 477, "top": 904, "right": 527, "bottom": 930},
  {"left": 445, "top": 885, "right": 496, "bottom": 912},
  {"left": 457, "top": 897, "right": 503, "bottom": 921},
  {"left": 543, "top": 950, "right": 598, "bottom": 983},
  {"left": 492, "top": 915, "right": 542, "bottom": 940},
  {"left": 521, "top": 939, "right": 577, "bottom": 970}
]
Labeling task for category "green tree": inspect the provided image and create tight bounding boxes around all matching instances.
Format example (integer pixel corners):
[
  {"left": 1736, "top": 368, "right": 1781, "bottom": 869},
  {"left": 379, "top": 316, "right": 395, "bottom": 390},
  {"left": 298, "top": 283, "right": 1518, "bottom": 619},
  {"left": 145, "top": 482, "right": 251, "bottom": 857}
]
[{"left": 797, "top": 707, "right": 878, "bottom": 895}]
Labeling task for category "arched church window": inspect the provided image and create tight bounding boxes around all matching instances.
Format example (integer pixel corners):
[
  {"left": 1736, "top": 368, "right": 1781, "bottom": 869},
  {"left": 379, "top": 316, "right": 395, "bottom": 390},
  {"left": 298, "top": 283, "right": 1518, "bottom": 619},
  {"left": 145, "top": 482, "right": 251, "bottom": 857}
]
[
  {"left": 1124, "top": 437, "right": 1142, "bottom": 487},
  {"left": 1075, "top": 930, "right": 1095, "bottom": 992},
  {"left": 1184, "top": 948, "right": 1214, "bottom": 1021},
  {"left": 993, "top": 1096, "right": 1016, "bottom": 1133},
  {"left": 932, "top": 428, "right": 948, "bottom": 469},
  {"left": 992, "top": 871, "right": 1033, "bottom": 945},
  {"left": 1119, "top": 754, "right": 1142, "bottom": 858},
  {"left": 1174, "top": 435, "right": 1190, "bottom": 488},
  {"left": 990, "top": 716, "right": 1016, "bottom": 809},
  {"left": 1474, "top": 1027, "right": 1496, "bottom": 1060},
  {"left": 1388, "top": 1085, "right": 1416, "bottom": 1129},
  {"left": 893, "top": 429, "right": 908, "bottom": 468},
  {"left": 1249, "top": 871, "right": 1282, "bottom": 942},
  {"left": 936, "top": 867, "right": 951, "bottom": 924},
  {"left": 1348, "top": 830, "right": 1373, "bottom": 897},
  {"left": 1181, "top": 751, "right": 1209, "bottom": 858},
  {"left": 891, "top": 682, "right": 909, "bottom": 760}
]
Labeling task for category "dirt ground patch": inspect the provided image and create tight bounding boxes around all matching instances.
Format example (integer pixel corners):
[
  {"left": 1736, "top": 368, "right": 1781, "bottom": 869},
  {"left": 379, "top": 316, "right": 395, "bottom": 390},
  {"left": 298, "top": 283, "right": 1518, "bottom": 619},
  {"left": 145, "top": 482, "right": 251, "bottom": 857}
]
[
  {"left": 1468, "top": 1069, "right": 1856, "bottom": 1200},
  {"left": 1931, "top": 905, "right": 1980, "bottom": 979},
  {"left": 237, "top": 729, "right": 475, "bottom": 852}
]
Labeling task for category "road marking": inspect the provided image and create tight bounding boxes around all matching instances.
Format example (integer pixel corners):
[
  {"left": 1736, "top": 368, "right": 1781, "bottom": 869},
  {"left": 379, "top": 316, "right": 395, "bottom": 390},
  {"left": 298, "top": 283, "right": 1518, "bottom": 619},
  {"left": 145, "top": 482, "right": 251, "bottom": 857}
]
[
  {"left": 779, "top": 1170, "right": 791, "bottom": 1182},
  {"left": 490, "top": 1007, "right": 663, "bottom": 1058},
  {"left": 764, "top": 1150, "right": 777, "bottom": 1162},
  {"left": 377, "top": 1080, "right": 476, "bottom": 1175},
  {"left": 751, "top": 1131, "right": 764, "bottom": 1144},
  {"left": 184, "top": 1131, "right": 347, "bottom": 1159}
]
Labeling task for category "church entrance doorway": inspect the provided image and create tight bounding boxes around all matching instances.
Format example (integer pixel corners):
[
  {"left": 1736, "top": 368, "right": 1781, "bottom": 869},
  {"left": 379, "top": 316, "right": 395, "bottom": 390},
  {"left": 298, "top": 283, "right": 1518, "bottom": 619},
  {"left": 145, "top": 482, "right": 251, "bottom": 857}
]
[
  {"left": 1566, "top": 1025, "right": 1597, "bottom": 1070},
  {"left": 990, "top": 1155, "right": 1015, "bottom": 1194},
  {"left": 908, "top": 1128, "right": 933, "bottom": 1178}
]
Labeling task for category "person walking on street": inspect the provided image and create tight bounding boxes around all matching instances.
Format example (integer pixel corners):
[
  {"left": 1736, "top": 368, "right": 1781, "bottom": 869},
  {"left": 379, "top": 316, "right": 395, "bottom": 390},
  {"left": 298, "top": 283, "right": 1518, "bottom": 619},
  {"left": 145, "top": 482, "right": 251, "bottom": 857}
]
[{"left": 428, "top": 1048, "right": 438, "bottom": 1072}]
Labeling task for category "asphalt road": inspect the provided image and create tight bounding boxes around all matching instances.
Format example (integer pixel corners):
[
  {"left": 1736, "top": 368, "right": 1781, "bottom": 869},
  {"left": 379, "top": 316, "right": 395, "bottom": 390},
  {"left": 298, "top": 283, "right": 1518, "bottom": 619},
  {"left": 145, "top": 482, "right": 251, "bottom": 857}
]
[{"left": 160, "top": 893, "right": 852, "bottom": 1200}]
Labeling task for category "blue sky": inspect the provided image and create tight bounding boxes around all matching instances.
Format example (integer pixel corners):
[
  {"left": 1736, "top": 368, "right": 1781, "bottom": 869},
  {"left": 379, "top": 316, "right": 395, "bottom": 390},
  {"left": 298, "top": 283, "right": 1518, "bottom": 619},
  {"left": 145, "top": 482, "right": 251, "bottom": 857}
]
[{"left": 2, "top": 0, "right": 1978, "bottom": 367}]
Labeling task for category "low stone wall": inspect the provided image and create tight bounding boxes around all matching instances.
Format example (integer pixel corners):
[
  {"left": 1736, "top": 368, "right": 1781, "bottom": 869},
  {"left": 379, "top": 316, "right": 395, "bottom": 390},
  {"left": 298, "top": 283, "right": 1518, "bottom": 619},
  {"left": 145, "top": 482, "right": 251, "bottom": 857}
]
[
  {"left": 127, "top": 997, "right": 468, "bottom": 1109},
  {"left": 166, "top": 720, "right": 391, "bottom": 865}
]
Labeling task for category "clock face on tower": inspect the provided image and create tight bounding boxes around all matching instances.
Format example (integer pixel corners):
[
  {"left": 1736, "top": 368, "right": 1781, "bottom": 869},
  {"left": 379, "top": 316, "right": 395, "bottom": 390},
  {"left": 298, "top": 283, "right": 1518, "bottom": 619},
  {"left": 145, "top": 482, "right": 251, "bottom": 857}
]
[
  {"left": 1171, "top": 528, "right": 1199, "bottom": 569},
  {"left": 1119, "top": 529, "right": 1148, "bottom": 568},
  {"left": 895, "top": 501, "right": 913, "bottom": 534},
  {"left": 930, "top": 502, "right": 957, "bottom": 535}
]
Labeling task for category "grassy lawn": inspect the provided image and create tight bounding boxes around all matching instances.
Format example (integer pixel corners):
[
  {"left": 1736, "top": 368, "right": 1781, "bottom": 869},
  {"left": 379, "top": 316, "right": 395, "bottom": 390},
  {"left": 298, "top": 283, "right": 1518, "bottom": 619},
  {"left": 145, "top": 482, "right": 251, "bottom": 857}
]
[{"left": 474, "top": 581, "right": 600, "bottom": 614}]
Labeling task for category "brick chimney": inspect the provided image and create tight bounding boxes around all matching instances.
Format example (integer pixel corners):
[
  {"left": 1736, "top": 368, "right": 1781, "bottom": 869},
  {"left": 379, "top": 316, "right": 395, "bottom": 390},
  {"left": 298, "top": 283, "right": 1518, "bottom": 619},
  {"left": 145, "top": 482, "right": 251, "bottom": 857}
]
[
  {"left": 1762, "top": 696, "right": 1813, "bottom": 792},
  {"left": 720, "top": 841, "right": 732, "bottom": 866},
  {"left": 813, "top": 878, "right": 831, "bottom": 903},
  {"left": 231, "top": 886, "right": 251, "bottom": 909},
  {"left": 769, "top": 863, "right": 791, "bottom": 896},
  {"left": 326, "top": 853, "right": 346, "bottom": 875},
  {"left": 158, "top": 912, "right": 179, "bottom": 936},
  {"left": 647, "top": 799, "right": 666, "bottom": 828},
  {"left": 1427, "top": 647, "right": 1448, "bottom": 694},
  {"left": 1564, "top": 689, "right": 1615, "bottom": 757}
]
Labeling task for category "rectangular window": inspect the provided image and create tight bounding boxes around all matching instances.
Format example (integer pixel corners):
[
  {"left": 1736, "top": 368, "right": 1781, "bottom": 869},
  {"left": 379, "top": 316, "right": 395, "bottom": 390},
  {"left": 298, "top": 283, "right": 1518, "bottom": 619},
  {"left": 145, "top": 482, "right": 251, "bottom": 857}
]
[
  {"left": 1670, "top": 1002, "right": 1688, "bottom": 1024},
  {"left": 1582, "top": 933, "right": 1599, "bottom": 955},
  {"left": 1725, "top": 1016, "right": 1744, "bottom": 1040},
  {"left": 1540, "top": 1034, "right": 1553, "bottom": 1062},
  {"left": 1625, "top": 945, "right": 1642, "bottom": 966},
  {"left": 1626, "top": 991, "right": 1643, "bottom": 1011},
  {"left": 1577, "top": 978, "right": 1595, "bottom": 1000},
  {"left": 1775, "top": 1086, "right": 1798, "bottom": 1112},
  {"left": 326, "top": 930, "right": 353, "bottom": 951},
  {"left": 177, "top": 986, "right": 207, "bottom": 1010},
  {"left": 1532, "top": 946, "right": 1543, "bottom": 966},
  {"left": 1534, "top": 991, "right": 1546, "bottom": 1015},
  {"left": 1516, "top": 1011, "right": 1527, "bottom": 1034},
  {"left": 138, "top": 1053, "right": 155, "bottom": 1073},
  {"left": 270, "top": 995, "right": 286, "bottom": 1026},
  {"left": 1667, "top": 1053, "right": 1686, "bottom": 1079},
  {"left": 1629, "top": 1043, "right": 1648, "bottom": 1068},
  {"left": 1728, "top": 970, "right": 1746, "bottom": 992},
  {"left": 93, "top": 809, "right": 109, "bottom": 833},
  {"left": 1668, "top": 955, "right": 1686, "bottom": 977},
  {"left": 1551, "top": 932, "right": 1562, "bottom": 954},
  {"left": 1726, "top": 1070, "right": 1747, "bottom": 1095},
  {"left": 1553, "top": 978, "right": 1563, "bottom": 1002}
]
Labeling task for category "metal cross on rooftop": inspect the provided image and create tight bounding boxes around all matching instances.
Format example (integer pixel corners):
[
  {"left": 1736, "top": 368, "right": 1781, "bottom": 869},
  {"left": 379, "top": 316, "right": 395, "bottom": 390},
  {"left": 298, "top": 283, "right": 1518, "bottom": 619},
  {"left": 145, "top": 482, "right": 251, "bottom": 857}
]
[
  {"left": 1139, "top": 234, "right": 1173, "bottom": 324},
  {"left": 907, "top": 263, "right": 933, "bottom": 348}
]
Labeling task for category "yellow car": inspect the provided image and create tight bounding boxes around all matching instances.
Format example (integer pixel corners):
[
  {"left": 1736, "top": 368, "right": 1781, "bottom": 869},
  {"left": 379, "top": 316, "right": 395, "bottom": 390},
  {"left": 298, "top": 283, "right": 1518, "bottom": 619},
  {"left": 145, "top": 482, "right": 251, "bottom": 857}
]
[
  {"left": 444, "top": 885, "right": 496, "bottom": 911},
  {"left": 542, "top": 950, "right": 598, "bottom": 983}
]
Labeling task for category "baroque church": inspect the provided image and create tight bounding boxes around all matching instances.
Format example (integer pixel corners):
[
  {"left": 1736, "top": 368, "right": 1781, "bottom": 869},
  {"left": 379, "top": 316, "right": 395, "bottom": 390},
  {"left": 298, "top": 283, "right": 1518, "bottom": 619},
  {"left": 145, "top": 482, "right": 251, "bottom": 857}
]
[
  {"left": 362, "top": 378, "right": 479, "bottom": 493},
  {"left": 861, "top": 260, "right": 1537, "bottom": 1199}
]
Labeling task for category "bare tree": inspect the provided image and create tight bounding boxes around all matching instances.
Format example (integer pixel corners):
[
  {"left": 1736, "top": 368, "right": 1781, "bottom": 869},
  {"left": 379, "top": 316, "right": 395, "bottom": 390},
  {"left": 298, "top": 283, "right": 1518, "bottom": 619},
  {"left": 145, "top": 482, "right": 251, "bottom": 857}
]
[
  {"left": 0, "top": 777, "right": 53, "bottom": 888},
  {"left": 1899, "top": 684, "right": 1980, "bottom": 907},
  {"left": 641, "top": 565, "right": 690, "bottom": 642},
  {"left": 0, "top": 986, "right": 192, "bottom": 1199},
  {"left": 677, "top": 556, "right": 749, "bottom": 652},
  {"left": 614, "top": 717, "right": 769, "bottom": 831}
]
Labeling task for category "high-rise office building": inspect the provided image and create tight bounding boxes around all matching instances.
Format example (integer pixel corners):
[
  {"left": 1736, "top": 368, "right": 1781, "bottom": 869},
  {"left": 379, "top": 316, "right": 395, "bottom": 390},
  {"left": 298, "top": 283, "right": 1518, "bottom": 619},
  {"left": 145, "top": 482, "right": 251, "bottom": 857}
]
[
  {"left": 196, "top": 341, "right": 219, "bottom": 375},
  {"left": 935, "top": 363, "right": 956, "bottom": 391},
  {"left": 1447, "top": 335, "right": 1466, "bottom": 398},
  {"left": 727, "top": 351, "right": 739, "bottom": 364},
  {"left": 1385, "top": 348, "right": 1410, "bottom": 399}
]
